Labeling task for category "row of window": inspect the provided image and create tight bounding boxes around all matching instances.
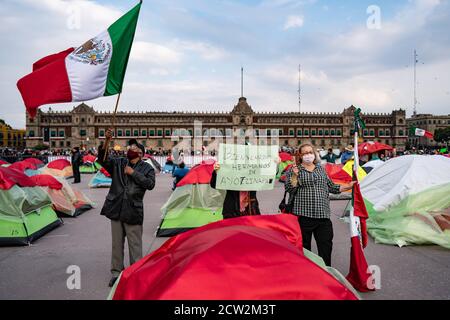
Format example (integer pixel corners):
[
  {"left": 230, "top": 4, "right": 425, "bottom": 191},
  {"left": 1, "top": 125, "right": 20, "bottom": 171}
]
[
  {"left": 99, "top": 129, "right": 175, "bottom": 138},
  {"left": 411, "top": 119, "right": 450, "bottom": 126},
  {"left": 96, "top": 128, "right": 346, "bottom": 138},
  {"left": 51, "top": 141, "right": 71, "bottom": 148},
  {"left": 29, "top": 128, "right": 405, "bottom": 139}
]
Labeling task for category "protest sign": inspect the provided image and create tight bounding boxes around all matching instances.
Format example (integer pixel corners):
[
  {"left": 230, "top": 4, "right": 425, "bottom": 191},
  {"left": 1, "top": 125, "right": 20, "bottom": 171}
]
[{"left": 216, "top": 143, "right": 278, "bottom": 191}]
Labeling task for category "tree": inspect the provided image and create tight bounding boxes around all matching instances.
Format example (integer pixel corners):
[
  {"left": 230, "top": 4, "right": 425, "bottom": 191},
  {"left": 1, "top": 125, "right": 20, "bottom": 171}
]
[
  {"left": 434, "top": 127, "right": 450, "bottom": 144},
  {"left": 33, "top": 144, "right": 49, "bottom": 151}
]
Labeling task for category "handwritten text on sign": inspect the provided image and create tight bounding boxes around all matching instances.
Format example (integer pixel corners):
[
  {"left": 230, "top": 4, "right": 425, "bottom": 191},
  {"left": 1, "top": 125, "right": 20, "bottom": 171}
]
[{"left": 216, "top": 144, "right": 278, "bottom": 191}]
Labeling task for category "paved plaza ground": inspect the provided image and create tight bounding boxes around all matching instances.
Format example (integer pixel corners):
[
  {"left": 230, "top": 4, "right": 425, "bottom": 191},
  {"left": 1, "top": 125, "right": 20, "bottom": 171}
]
[{"left": 0, "top": 173, "right": 449, "bottom": 300}]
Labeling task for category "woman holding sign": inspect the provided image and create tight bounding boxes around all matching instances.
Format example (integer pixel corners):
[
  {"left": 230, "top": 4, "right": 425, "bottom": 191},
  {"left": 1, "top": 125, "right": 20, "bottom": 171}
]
[
  {"left": 285, "top": 144, "right": 355, "bottom": 267},
  {"left": 210, "top": 163, "right": 261, "bottom": 219}
]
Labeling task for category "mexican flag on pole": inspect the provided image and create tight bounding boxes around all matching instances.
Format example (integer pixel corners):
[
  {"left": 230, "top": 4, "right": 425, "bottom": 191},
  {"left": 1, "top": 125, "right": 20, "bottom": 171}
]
[
  {"left": 17, "top": 1, "right": 142, "bottom": 118},
  {"left": 410, "top": 127, "right": 434, "bottom": 139},
  {"left": 346, "top": 108, "right": 375, "bottom": 292}
]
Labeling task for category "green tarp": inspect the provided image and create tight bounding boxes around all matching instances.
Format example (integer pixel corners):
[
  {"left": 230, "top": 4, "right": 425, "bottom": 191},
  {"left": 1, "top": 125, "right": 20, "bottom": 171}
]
[
  {"left": 157, "top": 184, "right": 225, "bottom": 237},
  {"left": 366, "top": 183, "right": 450, "bottom": 248},
  {"left": 0, "top": 185, "right": 61, "bottom": 245},
  {"left": 80, "top": 162, "right": 102, "bottom": 174}
]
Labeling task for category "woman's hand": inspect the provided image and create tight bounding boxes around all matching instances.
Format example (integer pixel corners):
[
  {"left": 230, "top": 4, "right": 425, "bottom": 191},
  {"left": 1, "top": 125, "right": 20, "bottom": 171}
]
[
  {"left": 339, "top": 181, "right": 356, "bottom": 192},
  {"left": 214, "top": 163, "right": 221, "bottom": 171}
]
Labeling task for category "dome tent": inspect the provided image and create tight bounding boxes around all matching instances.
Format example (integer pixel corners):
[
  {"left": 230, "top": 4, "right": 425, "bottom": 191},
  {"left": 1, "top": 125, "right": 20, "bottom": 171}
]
[
  {"left": 88, "top": 168, "right": 112, "bottom": 188},
  {"left": 362, "top": 159, "right": 385, "bottom": 173},
  {"left": 156, "top": 161, "right": 225, "bottom": 237},
  {"left": 361, "top": 155, "right": 450, "bottom": 248},
  {"left": 43, "top": 159, "right": 73, "bottom": 178},
  {"left": 110, "top": 215, "right": 359, "bottom": 300},
  {"left": 29, "top": 174, "right": 95, "bottom": 217},
  {"left": 0, "top": 167, "right": 61, "bottom": 245},
  {"left": 80, "top": 155, "right": 102, "bottom": 174},
  {"left": 23, "top": 157, "right": 45, "bottom": 168}
]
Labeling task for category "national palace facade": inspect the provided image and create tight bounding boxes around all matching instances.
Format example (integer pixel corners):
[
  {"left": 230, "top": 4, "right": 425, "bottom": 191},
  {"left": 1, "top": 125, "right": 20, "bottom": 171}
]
[{"left": 25, "top": 97, "right": 408, "bottom": 152}]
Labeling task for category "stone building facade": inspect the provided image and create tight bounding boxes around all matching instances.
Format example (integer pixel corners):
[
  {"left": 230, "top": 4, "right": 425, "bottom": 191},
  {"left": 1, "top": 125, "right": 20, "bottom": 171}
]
[
  {"left": 25, "top": 97, "right": 407, "bottom": 152},
  {"left": 0, "top": 119, "right": 25, "bottom": 149},
  {"left": 406, "top": 113, "right": 450, "bottom": 148}
]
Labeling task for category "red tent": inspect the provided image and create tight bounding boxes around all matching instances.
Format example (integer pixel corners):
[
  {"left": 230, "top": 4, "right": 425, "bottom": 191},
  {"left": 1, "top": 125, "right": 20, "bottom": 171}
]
[
  {"left": 9, "top": 160, "right": 37, "bottom": 171},
  {"left": 0, "top": 159, "right": 9, "bottom": 165},
  {"left": 358, "top": 141, "right": 393, "bottom": 156},
  {"left": 47, "top": 159, "right": 71, "bottom": 170},
  {"left": 113, "top": 214, "right": 358, "bottom": 300},
  {"left": 82, "top": 154, "right": 96, "bottom": 163},
  {"left": 176, "top": 161, "right": 215, "bottom": 187},
  {"left": 23, "top": 158, "right": 44, "bottom": 166},
  {"left": 0, "top": 167, "right": 37, "bottom": 190},
  {"left": 29, "top": 174, "right": 63, "bottom": 190}
]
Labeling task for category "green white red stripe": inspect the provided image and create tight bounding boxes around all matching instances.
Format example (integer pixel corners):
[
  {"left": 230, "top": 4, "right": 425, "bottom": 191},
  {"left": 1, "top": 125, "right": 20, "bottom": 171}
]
[
  {"left": 411, "top": 127, "right": 434, "bottom": 139},
  {"left": 17, "top": 1, "right": 142, "bottom": 118}
]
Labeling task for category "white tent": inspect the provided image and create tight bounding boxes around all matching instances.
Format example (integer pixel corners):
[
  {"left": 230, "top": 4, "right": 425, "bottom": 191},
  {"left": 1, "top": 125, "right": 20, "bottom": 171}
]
[
  {"left": 361, "top": 155, "right": 450, "bottom": 248},
  {"left": 362, "top": 159, "right": 384, "bottom": 170},
  {"left": 361, "top": 155, "right": 450, "bottom": 211}
]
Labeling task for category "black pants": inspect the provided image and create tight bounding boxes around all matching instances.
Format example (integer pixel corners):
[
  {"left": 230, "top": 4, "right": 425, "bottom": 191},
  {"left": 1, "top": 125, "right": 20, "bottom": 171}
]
[
  {"left": 298, "top": 216, "right": 333, "bottom": 267},
  {"left": 73, "top": 166, "right": 81, "bottom": 183}
]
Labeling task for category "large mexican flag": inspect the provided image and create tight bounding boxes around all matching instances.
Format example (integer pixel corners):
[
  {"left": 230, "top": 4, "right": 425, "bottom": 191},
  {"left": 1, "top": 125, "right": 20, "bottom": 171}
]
[{"left": 17, "top": 1, "right": 142, "bottom": 118}]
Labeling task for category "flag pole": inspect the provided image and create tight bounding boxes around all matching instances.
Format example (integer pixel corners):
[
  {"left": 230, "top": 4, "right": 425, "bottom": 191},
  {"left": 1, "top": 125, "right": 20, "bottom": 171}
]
[
  {"left": 103, "top": 93, "right": 121, "bottom": 161},
  {"left": 350, "top": 108, "right": 362, "bottom": 245}
]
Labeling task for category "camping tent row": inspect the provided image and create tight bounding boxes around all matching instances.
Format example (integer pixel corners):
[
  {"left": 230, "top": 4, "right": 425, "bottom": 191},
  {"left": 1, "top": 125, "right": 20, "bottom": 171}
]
[
  {"left": 157, "top": 157, "right": 369, "bottom": 237},
  {"left": 0, "top": 162, "right": 95, "bottom": 245},
  {"left": 88, "top": 157, "right": 161, "bottom": 188},
  {"left": 1, "top": 158, "right": 73, "bottom": 179}
]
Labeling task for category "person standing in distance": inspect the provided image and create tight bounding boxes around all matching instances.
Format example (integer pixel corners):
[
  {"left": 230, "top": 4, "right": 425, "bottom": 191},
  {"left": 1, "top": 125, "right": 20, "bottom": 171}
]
[
  {"left": 71, "top": 146, "right": 82, "bottom": 184},
  {"left": 97, "top": 128, "right": 156, "bottom": 287}
]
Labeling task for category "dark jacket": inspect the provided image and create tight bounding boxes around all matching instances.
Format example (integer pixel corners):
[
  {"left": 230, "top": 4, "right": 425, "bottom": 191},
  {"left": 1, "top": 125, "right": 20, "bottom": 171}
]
[
  {"left": 210, "top": 170, "right": 260, "bottom": 219},
  {"left": 97, "top": 144, "right": 156, "bottom": 225},
  {"left": 71, "top": 151, "right": 82, "bottom": 168},
  {"left": 321, "top": 152, "right": 341, "bottom": 163}
]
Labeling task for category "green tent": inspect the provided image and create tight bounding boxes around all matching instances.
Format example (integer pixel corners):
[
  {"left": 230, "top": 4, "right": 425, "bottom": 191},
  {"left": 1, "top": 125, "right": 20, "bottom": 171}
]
[
  {"left": 0, "top": 185, "right": 62, "bottom": 245},
  {"left": 80, "top": 161, "right": 102, "bottom": 174},
  {"left": 157, "top": 162, "right": 225, "bottom": 237}
]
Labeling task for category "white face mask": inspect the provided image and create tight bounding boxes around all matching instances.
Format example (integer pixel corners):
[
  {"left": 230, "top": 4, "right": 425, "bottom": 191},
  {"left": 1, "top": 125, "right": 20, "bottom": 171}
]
[{"left": 302, "top": 154, "right": 315, "bottom": 164}]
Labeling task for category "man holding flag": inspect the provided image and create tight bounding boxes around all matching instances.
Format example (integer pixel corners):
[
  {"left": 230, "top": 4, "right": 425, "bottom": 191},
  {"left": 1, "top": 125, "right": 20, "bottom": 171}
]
[{"left": 17, "top": 1, "right": 145, "bottom": 287}]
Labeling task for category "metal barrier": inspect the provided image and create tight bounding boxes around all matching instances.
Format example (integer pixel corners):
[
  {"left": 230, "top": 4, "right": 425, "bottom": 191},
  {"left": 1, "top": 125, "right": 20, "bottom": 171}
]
[{"left": 2, "top": 154, "right": 217, "bottom": 168}]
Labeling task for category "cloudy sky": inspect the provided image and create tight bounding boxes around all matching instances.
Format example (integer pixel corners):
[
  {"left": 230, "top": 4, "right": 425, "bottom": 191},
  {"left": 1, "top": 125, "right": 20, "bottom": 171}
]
[{"left": 1, "top": 0, "right": 449, "bottom": 129}]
